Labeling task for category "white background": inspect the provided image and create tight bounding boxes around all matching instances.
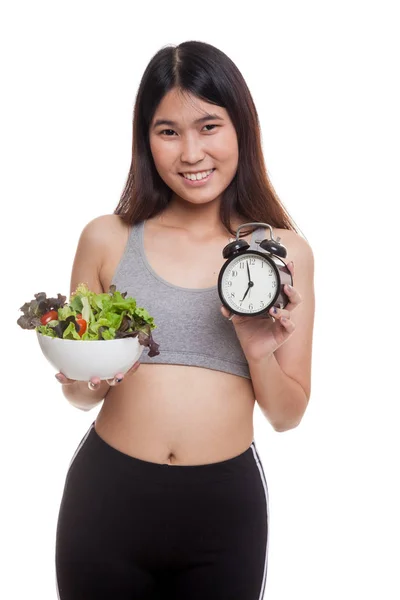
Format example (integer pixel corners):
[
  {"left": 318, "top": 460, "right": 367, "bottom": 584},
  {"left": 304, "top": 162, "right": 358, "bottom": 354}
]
[{"left": 1, "top": 1, "right": 399, "bottom": 598}]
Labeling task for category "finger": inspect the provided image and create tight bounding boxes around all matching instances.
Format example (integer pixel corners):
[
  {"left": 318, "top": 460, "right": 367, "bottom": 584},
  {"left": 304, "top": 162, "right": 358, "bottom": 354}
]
[
  {"left": 284, "top": 283, "right": 302, "bottom": 307},
  {"left": 221, "top": 306, "right": 242, "bottom": 323},
  {"left": 105, "top": 373, "right": 124, "bottom": 386},
  {"left": 106, "top": 361, "right": 141, "bottom": 386},
  {"left": 269, "top": 306, "right": 291, "bottom": 320},
  {"left": 220, "top": 305, "right": 231, "bottom": 319},
  {"left": 279, "top": 316, "right": 296, "bottom": 332},
  {"left": 88, "top": 376, "right": 101, "bottom": 391},
  {"left": 55, "top": 372, "right": 76, "bottom": 385},
  {"left": 287, "top": 260, "right": 295, "bottom": 275}
]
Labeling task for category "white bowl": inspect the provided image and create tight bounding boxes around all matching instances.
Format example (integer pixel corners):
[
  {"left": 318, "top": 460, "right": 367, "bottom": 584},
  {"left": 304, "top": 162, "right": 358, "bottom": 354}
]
[{"left": 37, "top": 331, "right": 144, "bottom": 381}]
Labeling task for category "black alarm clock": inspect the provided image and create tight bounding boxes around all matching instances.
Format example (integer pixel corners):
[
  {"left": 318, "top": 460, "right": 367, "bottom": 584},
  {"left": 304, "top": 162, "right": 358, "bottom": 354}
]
[{"left": 217, "top": 222, "right": 293, "bottom": 318}]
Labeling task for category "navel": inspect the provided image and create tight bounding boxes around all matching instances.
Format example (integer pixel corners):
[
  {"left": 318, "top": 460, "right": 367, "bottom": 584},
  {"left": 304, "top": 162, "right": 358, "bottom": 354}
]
[{"left": 166, "top": 452, "right": 176, "bottom": 465}]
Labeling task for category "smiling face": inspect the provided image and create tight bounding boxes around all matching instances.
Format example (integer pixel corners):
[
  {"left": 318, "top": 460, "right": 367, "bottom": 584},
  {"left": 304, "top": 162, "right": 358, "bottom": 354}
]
[{"left": 149, "top": 88, "right": 239, "bottom": 208}]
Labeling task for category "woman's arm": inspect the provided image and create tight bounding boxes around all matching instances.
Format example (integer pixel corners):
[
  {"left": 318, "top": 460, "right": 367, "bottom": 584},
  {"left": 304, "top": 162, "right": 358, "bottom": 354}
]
[
  {"left": 59, "top": 216, "right": 112, "bottom": 410},
  {"left": 250, "top": 234, "right": 315, "bottom": 431},
  {"left": 249, "top": 353, "right": 309, "bottom": 431}
]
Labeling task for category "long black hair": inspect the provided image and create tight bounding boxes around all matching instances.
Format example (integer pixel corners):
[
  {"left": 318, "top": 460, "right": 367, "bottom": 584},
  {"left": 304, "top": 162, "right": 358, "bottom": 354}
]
[{"left": 114, "top": 40, "right": 301, "bottom": 237}]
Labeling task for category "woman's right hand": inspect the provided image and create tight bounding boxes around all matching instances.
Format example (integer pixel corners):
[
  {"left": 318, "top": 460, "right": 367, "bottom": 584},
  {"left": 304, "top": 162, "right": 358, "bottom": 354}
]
[{"left": 55, "top": 360, "right": 141, "bottom": 390}]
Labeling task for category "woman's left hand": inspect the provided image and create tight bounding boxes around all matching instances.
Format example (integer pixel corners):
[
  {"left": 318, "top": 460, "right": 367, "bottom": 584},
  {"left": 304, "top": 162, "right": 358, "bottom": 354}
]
[{"left": 220, "top": 261, "right": 301, "bottom": 362}]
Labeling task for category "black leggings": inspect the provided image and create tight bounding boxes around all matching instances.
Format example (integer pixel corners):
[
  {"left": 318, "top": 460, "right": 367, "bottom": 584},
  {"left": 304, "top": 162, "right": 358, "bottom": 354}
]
[{"left": 55, "top": 422, "right": 269, "bottom": 599}]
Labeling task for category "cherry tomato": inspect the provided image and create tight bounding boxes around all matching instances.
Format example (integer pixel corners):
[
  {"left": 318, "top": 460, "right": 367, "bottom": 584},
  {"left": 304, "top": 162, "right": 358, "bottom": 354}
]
[
  {"left": 40, "top": 310, "right": 58, "bottom": 325},
  {"left": 76, "top": 318, "right": 87, "bottom": 337}
]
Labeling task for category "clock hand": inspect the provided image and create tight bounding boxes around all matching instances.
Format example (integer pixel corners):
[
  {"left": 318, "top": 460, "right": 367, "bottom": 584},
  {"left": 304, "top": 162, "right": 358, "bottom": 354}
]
[
  {"left": 246, "top": 260, "right": 251, "bottom": 283},
  {"left": 241, "top": 284, "right": 251, "bottom": 302}
]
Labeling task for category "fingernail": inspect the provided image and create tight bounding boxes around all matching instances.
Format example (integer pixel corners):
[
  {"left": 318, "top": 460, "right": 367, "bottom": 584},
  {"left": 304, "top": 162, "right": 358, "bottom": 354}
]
[
  {"left": 55, "top": 374, "right": 63, "bottom": 383},
  {"left": 289, "top": 261, "right": 294, "bottom": 268},
  {"left": 286, "top": 284, "right": 292, "bottom": 291},
  {"left": 115, "top": 377, "right": 123, "bottom": 384}
]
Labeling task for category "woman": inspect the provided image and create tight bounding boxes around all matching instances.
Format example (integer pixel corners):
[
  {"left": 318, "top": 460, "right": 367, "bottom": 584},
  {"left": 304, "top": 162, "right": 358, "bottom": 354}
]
[{"left": 55, "top": 40, "right": 315, "bottom": 599}]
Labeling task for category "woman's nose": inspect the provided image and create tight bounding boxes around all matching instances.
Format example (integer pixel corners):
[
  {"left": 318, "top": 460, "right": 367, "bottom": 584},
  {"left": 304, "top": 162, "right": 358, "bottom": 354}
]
[{"left": 180, "top": 136, "right": 205, "bottom": 164}]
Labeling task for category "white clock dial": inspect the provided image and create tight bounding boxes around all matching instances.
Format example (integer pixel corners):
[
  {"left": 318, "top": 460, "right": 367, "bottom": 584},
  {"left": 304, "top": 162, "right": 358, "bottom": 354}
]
[{"left": 221, "top": 253, "right": 278, "bottom": 314}]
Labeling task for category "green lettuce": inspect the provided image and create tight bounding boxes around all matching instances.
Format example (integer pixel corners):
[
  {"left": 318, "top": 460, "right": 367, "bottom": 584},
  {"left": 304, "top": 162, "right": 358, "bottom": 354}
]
[{"left": 17, "top": 283, "right": 160, "bottom": 357}]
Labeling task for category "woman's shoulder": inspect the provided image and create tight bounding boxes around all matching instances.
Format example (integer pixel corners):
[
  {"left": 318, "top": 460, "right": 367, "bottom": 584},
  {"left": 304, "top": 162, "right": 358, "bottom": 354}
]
[
  {"left": 81, "top": 214, "right": 129, "bottom": 249},
  {"left": 79, "top": 215, "right": 134, "bottom": 293},
  {"left": 264, "top": 227, "right": 314, "bottom": 266},
  {"left": 82, "top": 214, "right": 129, "bottom": 241},
  {"left": 76, "top": 214, "right": 131, "bottom": 277}
]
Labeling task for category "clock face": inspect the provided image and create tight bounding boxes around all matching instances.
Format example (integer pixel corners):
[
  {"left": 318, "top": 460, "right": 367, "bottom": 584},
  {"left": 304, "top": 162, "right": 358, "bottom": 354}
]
[{"left": 219, "top": 252, "right": 279, "bottom": 315}]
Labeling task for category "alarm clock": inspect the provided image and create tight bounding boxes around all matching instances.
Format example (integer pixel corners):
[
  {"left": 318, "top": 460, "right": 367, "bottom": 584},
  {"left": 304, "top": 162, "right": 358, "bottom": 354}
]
[{"left": 217, "top": 222, "right": 293, "bottom": 318}]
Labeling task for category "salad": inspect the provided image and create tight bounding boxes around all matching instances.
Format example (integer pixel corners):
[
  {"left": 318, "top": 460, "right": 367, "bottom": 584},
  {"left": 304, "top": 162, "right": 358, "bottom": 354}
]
[{"left": 17, "top": 283, "right": 160, "bottom": 357}]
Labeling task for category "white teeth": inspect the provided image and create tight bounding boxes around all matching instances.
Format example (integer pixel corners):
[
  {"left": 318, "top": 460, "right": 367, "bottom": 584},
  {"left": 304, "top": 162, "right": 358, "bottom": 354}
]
[{"left": 182, "top": 169, "right": 213, "bottom": 181}]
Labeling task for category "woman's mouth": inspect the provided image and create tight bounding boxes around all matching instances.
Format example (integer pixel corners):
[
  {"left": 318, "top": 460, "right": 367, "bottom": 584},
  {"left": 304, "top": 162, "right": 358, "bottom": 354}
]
[{"left": 179, "top": 168, "right": 215, "bottom": 186}]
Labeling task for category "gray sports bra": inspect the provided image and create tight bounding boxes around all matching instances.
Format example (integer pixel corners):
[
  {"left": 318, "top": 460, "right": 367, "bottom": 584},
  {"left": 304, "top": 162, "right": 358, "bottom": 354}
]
[{"left": 111, "top": 220, "right": 267, "bottom": 379}]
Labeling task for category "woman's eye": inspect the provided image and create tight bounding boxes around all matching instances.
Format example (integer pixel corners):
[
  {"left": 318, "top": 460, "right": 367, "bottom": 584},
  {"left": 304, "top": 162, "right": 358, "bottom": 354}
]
[
  {"left": 160, "top": 124, "right": 218, "bottom": 136},
  {"left": 160, "top": 129, "right": 176, "bottom": 136},
  {"left": 203, "top": 124, "right": 218, "bottom": 132}
]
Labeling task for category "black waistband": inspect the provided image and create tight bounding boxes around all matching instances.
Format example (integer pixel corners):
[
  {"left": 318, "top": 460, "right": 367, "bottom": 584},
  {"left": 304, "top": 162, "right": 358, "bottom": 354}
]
[{"left": 79, "top": 422, "right": 262, "bottom": 486}]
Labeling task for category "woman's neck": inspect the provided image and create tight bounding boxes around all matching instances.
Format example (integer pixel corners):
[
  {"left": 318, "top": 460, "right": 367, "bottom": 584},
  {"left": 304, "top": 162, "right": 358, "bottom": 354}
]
[{"left": 156, "top": 199, "right": 244, "bottom": 237}]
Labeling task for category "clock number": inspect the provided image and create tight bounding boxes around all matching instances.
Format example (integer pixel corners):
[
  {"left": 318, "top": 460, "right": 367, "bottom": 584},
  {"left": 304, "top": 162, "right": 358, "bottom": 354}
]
[
  {"left": 249, "top": 258, "right": 256, "bottom": 265},
  {"left": 272, "top": 281, "right": 276, "bottom": 288},
  {"left": 227, "top": 280, "right": 232, "bottom": 287},
  {"left": 239, "top": 262, "right": 244, "bottom": 269},
  {"left": 260, "top": 301, "right": 265, "bottom": 307},
  {"left": 249, "top": 303, "right": 253, "bottom": 310},
  {"left": 231, "top": 270, "right": 237, "bottom": 277},
  {"left": 230, "top": 292, "right": 236, "bottom": 298}
]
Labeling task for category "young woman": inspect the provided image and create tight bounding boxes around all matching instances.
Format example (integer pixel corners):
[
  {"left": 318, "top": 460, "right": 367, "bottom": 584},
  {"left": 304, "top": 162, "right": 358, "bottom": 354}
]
[{"left": 55, "top": 40, "right": 315, "bottom": 600}]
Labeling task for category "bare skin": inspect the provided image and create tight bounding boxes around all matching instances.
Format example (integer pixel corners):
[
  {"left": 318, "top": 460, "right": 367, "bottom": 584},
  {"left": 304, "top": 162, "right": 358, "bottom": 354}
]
[
  {"left": 57, "top": 88, "right": 301, "bottom": 465},
  {"left": 59, "top": 213, "right": 296, "bottom": 466}
]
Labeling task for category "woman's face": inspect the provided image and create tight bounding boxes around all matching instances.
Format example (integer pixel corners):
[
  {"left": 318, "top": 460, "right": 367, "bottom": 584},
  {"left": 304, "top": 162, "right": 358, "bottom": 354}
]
[{"left": 149, "top": 88, "right": 239, "bottom": 207}]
